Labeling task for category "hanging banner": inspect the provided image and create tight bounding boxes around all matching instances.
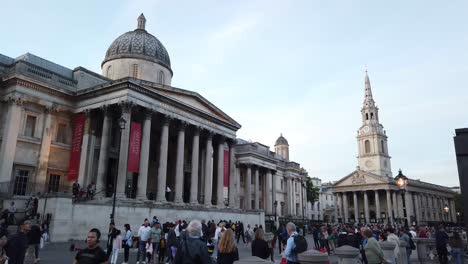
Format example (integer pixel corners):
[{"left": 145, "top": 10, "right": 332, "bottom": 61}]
[
  {"left": 127, "top": 121, "right": 142, "bottom": 173},
  {"left": 67, "top": 113, "right": 85, "bottom": 181}
]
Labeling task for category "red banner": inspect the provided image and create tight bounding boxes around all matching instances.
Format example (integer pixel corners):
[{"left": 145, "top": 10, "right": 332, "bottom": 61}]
[
  {"left": 223, "top": 150, "right": 229, "bottom": 187},
  {"left": 68, "top": 113, "right": 85, "bottom": 181},
  {"left": 127, "top": 122, "right": 142, "bottom": 173}
]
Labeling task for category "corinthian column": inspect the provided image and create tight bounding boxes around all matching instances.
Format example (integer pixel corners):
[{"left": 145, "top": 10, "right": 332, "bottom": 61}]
[
  {"left": 228, "top": 142, "right": 236, "bottom": 207},
  {"left": 245, "top": 165, "right": 252, "bottom": 210},
  {"left": 156, "top": 117, "right": 170, "bottom": 203},
  {"left": 96, "top": 106, "right": 111, "bottom": 196},
  {"left": 254, "top": 167, "right": 260, "bottom": 210},
  {"left": 375, "top": 190, "right": 381, "bottom": 223},
  {"left": 78, "top": 110, "right": 91, "bottom": 186},
  {"left": 216, "top": 137, "right": 225, "bottom": 207},
  {"left": 136, "top": 110, "right": 152, "bottom": 200},
  {"left": 363, "top": 191, "right": 370, "bottom": 223},
  {"left": 266, "top": 170, "right": 273, "bottom": 214},
  {"left": 353, "top": 191, "right": 359, "bottom": 222},
  {"left": 204, "top": 132, "right": 213, "bottom": 206},
  {"left": 343, "top": 192, "right": 349, "bottom": 222},
  {"left": 174, "top": 122, "right": 187, "bottom": 204},
  {"left": 0, "top": 97, "right": 23, "bottom": 183},
  {"left": 386, "top": 190, "right": 393, "bottom": 225},
  {"left": 189, "top": 127, "right": 200, "bottom": 204},
  {"left": 36, "top": 105, "right": 56, "bottom": 191},
  {"left": 116, "top": 102, "right": 132, "bottom": 198}
]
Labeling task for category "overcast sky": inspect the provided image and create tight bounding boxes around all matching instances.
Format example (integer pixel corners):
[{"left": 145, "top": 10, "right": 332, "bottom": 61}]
[{"left": 2, "top": 0, "right": 467, "bottom": 187}]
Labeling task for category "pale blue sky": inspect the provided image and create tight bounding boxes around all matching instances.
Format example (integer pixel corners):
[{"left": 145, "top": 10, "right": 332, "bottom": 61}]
[{"left": 2, "top": 0, "right": 467, "bottom": 186}]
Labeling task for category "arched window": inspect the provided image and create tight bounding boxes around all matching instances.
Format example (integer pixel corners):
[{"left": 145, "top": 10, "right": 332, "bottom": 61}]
[
  {"left": 132, "top": 64, "right": 138, "bottom": 78},
  {"left": 366, "top": 113, "right": 369, "bottom": 120},
  {"left": 158, "top": 70, "right": 165, "bottom": 84},
  {"left": 381, "top": 140, "right": 385, "bottom": 153},
  {"left": 106, "top": 65, "right": 113, "bottom": 78},
  {"left": 370, "top": 112, "right": 374, "bottom": 119},
  {"left": 364, "top": 140, "right": 370, "bottom": 153}
]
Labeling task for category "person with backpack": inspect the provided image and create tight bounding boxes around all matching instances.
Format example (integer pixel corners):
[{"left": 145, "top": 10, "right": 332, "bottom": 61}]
[
  {"left": 284, "top": 222, "right": 308, "bottom": 264},
  {"left": 174, "top": 220, "right": 211, "bottom": 264},
  {"left": 434, "top": 226, "right": 449, "bottom": 264},
  {"left": 400, "top": 227, "right": 414, "bottom": 264}
]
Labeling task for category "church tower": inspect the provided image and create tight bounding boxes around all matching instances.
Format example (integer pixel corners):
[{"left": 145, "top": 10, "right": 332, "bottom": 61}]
[{"left": 356, "top": 71, "right": 392, "bottom": 177}]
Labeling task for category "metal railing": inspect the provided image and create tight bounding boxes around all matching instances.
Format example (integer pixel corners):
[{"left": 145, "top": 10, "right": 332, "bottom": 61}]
[{"left": 0, "top": 181, "right": 71, "bottom": 197}]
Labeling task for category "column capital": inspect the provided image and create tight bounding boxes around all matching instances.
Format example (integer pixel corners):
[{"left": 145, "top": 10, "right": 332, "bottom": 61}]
[
  {"left": 144, "top": 109, "right": 153, "bottom": 120},
  {"left": 192, "top": 125, "right": 201, "bottom": 135},
  {"left": 6, "top": 96, "right": 25, "bottom": 106},
  {"left": 205, "top": 129, "right": 214, "bottom": 139},
  {"left": 44, "top": 104, "right": 58, "bottom": 114},
  {"left": 178, "top": 120, "right": 188, "bottom": 131},
  {"left": 84, "top": 108, "right": 92, "bottom": 117},
  {"left": 161, "top": 115, "right": 173, "bottom": 126},
  {"left": 119, "top": 100, "right": 134, "bottom": 113}
]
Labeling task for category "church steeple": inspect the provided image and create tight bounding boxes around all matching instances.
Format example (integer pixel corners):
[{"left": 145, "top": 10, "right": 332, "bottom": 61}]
[
  {"left": 364, "top": 70, "right": 375, "bottom": 108},
  {"left": 361, "top": 70, "right": 379, "bottom": 124}
]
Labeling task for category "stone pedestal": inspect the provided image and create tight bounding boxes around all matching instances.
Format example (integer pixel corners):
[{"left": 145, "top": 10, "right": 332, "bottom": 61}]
[
  {"left": 335, "top": 245, "right": 360, "bottom": 264},
  {"left": 410, "top": 238, "right": 420, "bottom": 264},
  {"left": 298, "top": 249, "right": 329, "bottom": 264},
  {"left": 398, "top": 239, "right": 408, "bottom": 264},
  {"left": 380, "top": 241, "right": 396, "bottom": 264},
  {"left": 415, "top": 238, "right": 437, "bottom": 264}
]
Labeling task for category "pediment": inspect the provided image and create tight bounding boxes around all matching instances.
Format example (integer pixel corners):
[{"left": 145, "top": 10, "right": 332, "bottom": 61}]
[{"left": 333, "top": 170, "right": 390, "bottom": 187}]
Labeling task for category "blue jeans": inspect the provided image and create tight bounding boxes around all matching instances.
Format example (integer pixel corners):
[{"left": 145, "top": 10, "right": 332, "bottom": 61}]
[
  {"left": 406, "top": 248, "right": 412, "bottom": 264},
  {"left": 451, "top": 248, "right": 463, "bottom": 264},
  {"left": 137, "top": 240, "right": 147, "bottom": 261}
]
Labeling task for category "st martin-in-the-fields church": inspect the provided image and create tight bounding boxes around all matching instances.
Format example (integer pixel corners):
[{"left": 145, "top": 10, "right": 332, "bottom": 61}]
[{"left": 332, "top": 72, "right": 456, "bottom": 226}]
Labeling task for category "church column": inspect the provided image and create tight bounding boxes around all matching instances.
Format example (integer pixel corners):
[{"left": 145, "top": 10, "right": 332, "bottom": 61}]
[
  {"left": 333, "top": 193, "right": 338, "bottom": 223},
  {"left": 398, "top": 191, "right": 404, "bottom": 221},
  {"left": 375, "top": 190, "right": 381, "bottom": 223},
  {"left": 156, "top": 116, "right": 170, "bottom": 203},
  {"left": 254, "top": 166, "right": 260, "bottom": 210},
  {"left": 136, "top": 110, "right": 152, "bottom": 200},
  {"left": 0, "top": 97, "right": 23, "bottom": 183},
  {"left": 116, "top": 102, "right": 132, "bottom": 198},
  {"left": 189, "top": 127, "right": 200, "bottom": 204},
  {"left": 228, "top": 142, "right": 236, "bottom": 207},
  {"left": 272, "top": 171, "right": 277, "bottom": 214},
  {"left": 78, "top": 110, "right": 91, "bottom": 186},
  {"left": 353, "top": 191, "right": 359, "bottom": 222},
  {"left": 174, "top": 122, "right": 187, "bottom": 204},
  {"left": 245, "top": 164, "right": 252, "bottom": 210},
  {"left": 286, "top": 177, "right": 292, "bottom": 214},
  {"left": 392, "top": 191, "right": 398, "bottom": 220},
  {"left": 216, "top": 136, "right": 225, "bottom": 207},
  {"left": 96, "top": 106, "right": 111, "bottom": 196},
  {"left": 363, "top": 191, "right": 370, "bottom": 223},
  {"left": 266, "top": 170, "right": 273, "bottom": 214},
  {"left": 343, "top": 192, "right": 349, "bottom": 222},
  {"left": 414, "top": 193, "right": 421, "bottom": 224},
  {"left": 36, "top": 106, "right": 55, "bottom": 192},
  {"left": 204, "top": 132, "right": 213, "bottom": 206},
  {"left": 405, "top": 191, "right": 413, "bottom": 225},
  {"left": 386, "top": 190, "right": 393, "bottom": 225},
  {"left": 235, "top": 164, "right": 241, "bottom": 208},
  {"left": 451, "top": 199, "right": 457, "bottom": 223}
]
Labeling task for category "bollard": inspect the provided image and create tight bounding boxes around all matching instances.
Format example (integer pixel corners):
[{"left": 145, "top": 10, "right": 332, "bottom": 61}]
[
  {"left": 380, "top": 241, "right": 396, "bottom": 264},
  {"left": 334, "top": 245, "right": 360, "bottom": 264},
  {"left": 298, "top": 249, "right": 330, "bottom": 264},
  {"left": 398, "top": 239, "right": 408, "bottom": 264}
]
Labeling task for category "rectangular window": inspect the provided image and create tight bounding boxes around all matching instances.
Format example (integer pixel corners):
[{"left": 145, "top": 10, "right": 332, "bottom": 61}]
[
  {"left": 13, "top": 169, "right": 29, "bottom": 196},
  {"left": 56, "top": 123, "right": 68, "bottom": 144},
  {"left": 280, "top": 180, "right": 284, "bottom": 191},
  {"left": 48, "top": 174, "right": 61, "bottom": 193},
  {"left": 24, "top": 115, "right": 36, "bottom": 137}
]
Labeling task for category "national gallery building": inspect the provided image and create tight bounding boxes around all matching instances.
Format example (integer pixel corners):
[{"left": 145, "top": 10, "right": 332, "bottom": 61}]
[{"left": 0, "top": 15, "right": 307, "bottom": 241}]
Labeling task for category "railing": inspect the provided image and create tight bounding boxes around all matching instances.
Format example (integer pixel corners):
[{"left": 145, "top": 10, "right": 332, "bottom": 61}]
[{"left": 0, "top": 181, "right": 71, "bottom": 197}]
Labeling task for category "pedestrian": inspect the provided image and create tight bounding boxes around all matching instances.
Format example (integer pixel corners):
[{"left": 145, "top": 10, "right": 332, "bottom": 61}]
[
  {"left": 284, "top": 222, "right": 300, "bottom": 264},
  {"left": 400, "top": 227, "right": 413, "bottom": 264},
  {"left": 166, "top": 229, "right": 177, "bottom": 263},
  {"left": 137, "top": 219, "right": 151, "bottom": 264},
  {"left": 363, "top": 229, "right": 384, "bottom": 264},
  {"left": 27, "top": 222, "right": 42, "bottom": 263},
  {"left": 251, "top": 229, "right": 270, "bottom": 260},
  {"left": 245, "top": 224, "right": 254, "bottom": 247},
  {"left": 150, "top": 222, "right": 163, "bottom": 262},
  {"left": 0, "top": 235, "right": 8, "bottom": 264},
  {"left": 217, "top": 229, "right": 239, "bottom": 264},
  {"left": 72, "top": 180, "right": 80, "bottom": 198},
  {"left": 145, "top": 238, "right": 153, "bottom": 263},
  {"left": 386, "top": 228, "right": 400, "bottom": 263},
  {"left": 174, "top": 220, "right": 211, "bottom": 264},
  {"left": 110, "top": 229, "right": 122, "bottom": 264},
  {"left": 74, "top": 228, "right": 108, "bottom": 264},
  {"left": 158, "top": 237, "right": 166, "bottom": 263},
  {"left": 122, "top": 224, "right": 132, "bottom": 264},
  {"left": 449, "top": 231, "right": 463, "bottom": 264},
  {"left": 312, "top": 226, "right": 320, "bottom": 250},
  {"left": 5, "top": 220, "right": 30, "bottom": 264},
  {"left": 106, "top": 222, "right": 117, "bottom": 259},
  {"left": 8, "top": 202, "right": 16, "bottom": 225},
  {"left": 434, "top": 226, "right": 449, "bottom": 264},
  {"left": 213, "top": 222, "right": 225, "bottom": 258}
]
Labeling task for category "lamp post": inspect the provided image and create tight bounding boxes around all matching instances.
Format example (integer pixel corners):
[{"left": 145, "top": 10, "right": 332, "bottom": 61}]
[
  {"left": 394, "top": 169, "right": 409, "bottom": 227},
  {"left": 444, "top": 205, "right": 449, "bottom": 222},
  {"left": 274, "top": 200, "right": 278, "bottom": 227},
  {"left": 110, "top": 117, "right": 126, "bottom": 225}
]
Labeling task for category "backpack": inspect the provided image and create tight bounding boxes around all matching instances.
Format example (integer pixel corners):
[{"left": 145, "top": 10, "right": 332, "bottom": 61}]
[
  {"left": 408, "top": 236, "right": 416, "bottom": 250},
  {"left": 292, "top": 234, "right": 308, "bottom": 254}
]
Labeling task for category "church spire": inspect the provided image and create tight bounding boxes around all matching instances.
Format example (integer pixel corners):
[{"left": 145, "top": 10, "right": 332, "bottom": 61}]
[
  {"left": 363, "top": 70, "right": 375, "bottom": 108},
  {"left": 137, "top": 13, "right": 146, "bottom": 30}
]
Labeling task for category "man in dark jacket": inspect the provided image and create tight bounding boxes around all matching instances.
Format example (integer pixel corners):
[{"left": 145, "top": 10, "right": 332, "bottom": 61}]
[
  {"left": 174, "top": 220, "right": 211, "bottom": 264},
  {"left": 6, "top": 220, "right": 31, "bottom": 264},
  {"left": 28, "top": 223, "right": 42, "bottom": 262},
  {"left": 434, "top": 226, "right": 449, "bottom": 264}
]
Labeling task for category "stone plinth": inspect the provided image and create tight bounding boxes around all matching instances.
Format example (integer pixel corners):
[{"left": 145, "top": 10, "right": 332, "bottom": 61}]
[
  {"left": 398, "top": 239, "right": 408, "bottom": 264},
  {"left": 414, "top": 238, "right": 438, "bottom": 264},
  {"left": 298, "top": 249, "right": 329, "bottom": 264},
  {"left": 380, "top": 241, "right": 396, "bottom": 264},
  {"left": 234, "top": 256, "right": 273, "bottom": 263},
  {"left": 335, "top": 245, "right": 360, "bottom": 264}
]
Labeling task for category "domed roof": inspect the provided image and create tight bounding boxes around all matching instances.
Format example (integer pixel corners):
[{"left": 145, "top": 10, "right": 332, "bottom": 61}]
[
  {"left": 102, "top": 14, "right": 171, "bottom": 72},
  {"left": 275, "top": 134, "right": 289, "bottom": 146}
]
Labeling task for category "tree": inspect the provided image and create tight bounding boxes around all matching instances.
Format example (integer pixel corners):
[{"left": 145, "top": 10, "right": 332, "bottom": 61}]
[
  {"left": 306, "top": 176, "right": 320, "bottom": 203},
  {"left": 454, "top": 193, "right": 463, "bottom": 219}
]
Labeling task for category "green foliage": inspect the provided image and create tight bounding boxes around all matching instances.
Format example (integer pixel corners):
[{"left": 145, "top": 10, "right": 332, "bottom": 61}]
[{"left": 306, "top": 176, "right": 320, "bottom": 203}]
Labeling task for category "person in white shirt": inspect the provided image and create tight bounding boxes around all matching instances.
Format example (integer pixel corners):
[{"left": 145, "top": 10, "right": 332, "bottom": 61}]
[
  {"left": 213, "top": 222, "right": 225, "bottom": 258},
  {"left": 174, "top": 220, "right": 181, "bottom": 238},
  {"left": 386, "top": 228, "right": 400, "bottom": 264},
  {"left": 409, "top": 227, "right": 417, "bottom": 238},
  {"left": 136, "top": 220, "right": 151, "bottom": 264}
]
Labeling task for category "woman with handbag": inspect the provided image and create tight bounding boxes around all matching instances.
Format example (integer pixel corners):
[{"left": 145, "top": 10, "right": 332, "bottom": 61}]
[
  {"left": 363, "top": 229, "right": 385, "bottom": 264},
  {"left": 122, "top": 224, "right": 132, "bottom": 264}
]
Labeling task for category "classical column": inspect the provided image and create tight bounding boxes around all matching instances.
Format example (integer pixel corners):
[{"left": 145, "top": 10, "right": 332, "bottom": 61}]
[
  {"left": 96, "top": 107, "right": 111, "bottom": 196},
  {"left": 353, "top": 191, "right": 359, "bottom": 222},
  {"left": 228, "top": 142, "right": 236, "bottom": 207},
  {"left": 235, "top": 164, "right": 241, "bottom": 208},
  {"left": 451, "top": 199, "right": 457, "bottom": 223},
  {"left": 363, "top": 191, "right": 370, "bottom": 223},
  {"left": 386, "top": 190, "right": 393, "bottom": 225},
  {"left": 254, "top": 167, "right": 260, "bottom": 210},
  {"left": 203, "top": 132, "right": 213, "bottom": 206},
  {"left": 36, "top": 106, "right": 55, "bottom": 191},
  {"left": 156, "top": 117, "right": 170, "bottom": 203},
  {"left": 116, "top": 103, "right": 132, "bottom": 198},
  {"left": 216, "top": 137, "right": 225, "bottom": 207},
  {"left": 189, "top": 127, "right": 200, "bottom": 204},
  {"left": 0, "top": 97, "right": 23, "bottom": 183},
  {"left": 78, "top": 110, "right": 91, "bottom": 186},
  {"left": 397, "top": 191, "right": 404, "bottom": 220},
  {"left": 136, "top": 111, "right": 152, "bottom": 199},
  {"left": 405, "top": 191, "right": 413, "bottom": 225},
  {"left": 392, "top": 191, "right": 398, "bottom": 219},
  {"left": 343, "top": 192, "right": 349, "bottom": 222},
  {"left": 174, "top": 122, "right": 186, "bottom": 204},
  {"left": 85, "top": 129, "right": 97, "bottom": 186},
  {"left": 266, "top": 170, "right": 273, "bottom": 214},
  {"left": 272, "top": 171, "right": 277, "bottom": 213},
  {"left": 245, "top": 164, "right": 252, "bottom": 209},
  {"left": 286, "top": 177, "right": 292, "bottom": 214},
  {"left": 374, "top": 190, "right": 381, "bottom": 222},
  {"left": 414, "top": 194, "right": 421, "bottom": 224},
  {"left": 333, "top": 193, "right": 338, "bottom": 223}
]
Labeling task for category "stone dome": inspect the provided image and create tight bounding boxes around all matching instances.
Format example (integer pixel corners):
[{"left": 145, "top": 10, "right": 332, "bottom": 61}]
[
  {"left": 275, "top": 134, "right": 289, "bottom": 146},
  {"left": 102, "top": 14, "right": 172, "bottom": 74}
]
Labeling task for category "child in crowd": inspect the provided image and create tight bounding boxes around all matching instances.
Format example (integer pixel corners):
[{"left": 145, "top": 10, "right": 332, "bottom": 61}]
[{"left": 146, "top": 238, "right": 153, "bottom": 263}]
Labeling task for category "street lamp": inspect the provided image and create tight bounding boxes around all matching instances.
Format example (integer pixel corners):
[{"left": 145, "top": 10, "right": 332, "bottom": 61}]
[
  {"left": 110, "top": 116, "right": 126, "bottom": 225},
  {"left": 274, "top": 200, "right": 278, "bottom": 227},
  {"left": 394, "top": 169, "right": 409, "bottom": 227},
  {"left": 444, "top": 205, "right": 449, "bottom": 222}
]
